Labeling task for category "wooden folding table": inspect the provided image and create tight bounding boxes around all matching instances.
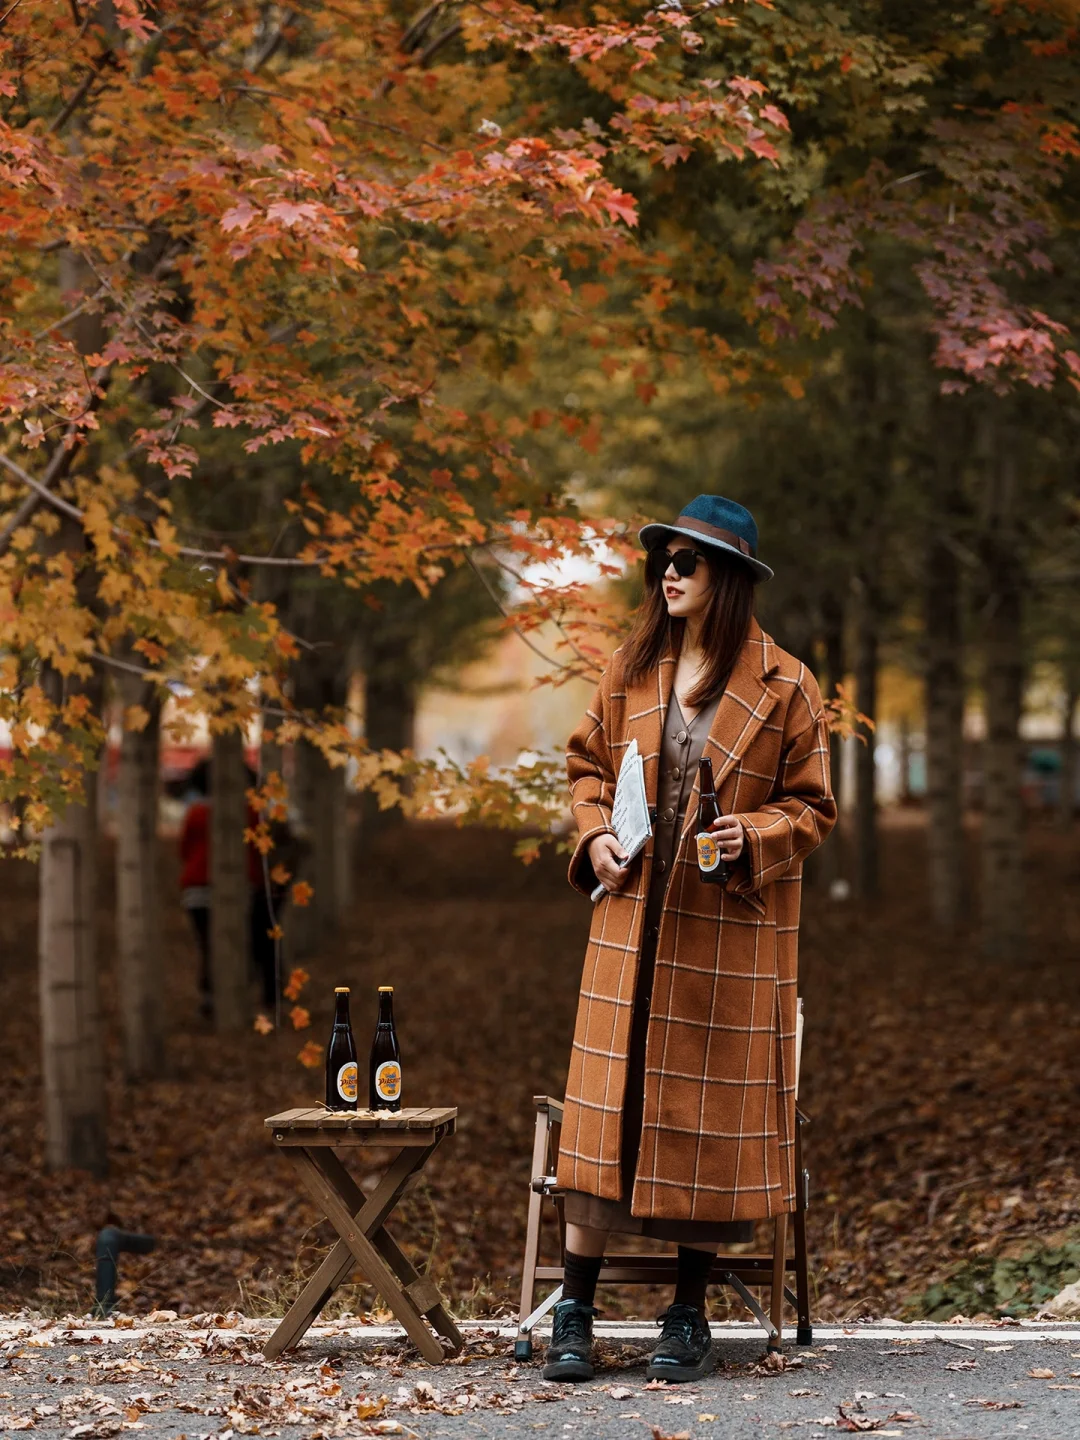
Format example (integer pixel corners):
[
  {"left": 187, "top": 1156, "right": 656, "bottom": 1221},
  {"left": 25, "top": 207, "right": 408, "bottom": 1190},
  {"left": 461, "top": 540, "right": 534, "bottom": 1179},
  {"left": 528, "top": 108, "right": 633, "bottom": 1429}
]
[{"left": 263, "top": 1106, "right": 462, "bottom": 1364}]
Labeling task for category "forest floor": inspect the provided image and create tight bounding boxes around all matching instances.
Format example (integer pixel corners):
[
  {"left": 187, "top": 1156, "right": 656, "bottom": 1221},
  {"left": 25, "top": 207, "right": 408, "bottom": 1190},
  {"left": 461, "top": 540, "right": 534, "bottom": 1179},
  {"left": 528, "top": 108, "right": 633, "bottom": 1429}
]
[{"left": 1, "top": 812, "right": 1079, "bottom": 1327}]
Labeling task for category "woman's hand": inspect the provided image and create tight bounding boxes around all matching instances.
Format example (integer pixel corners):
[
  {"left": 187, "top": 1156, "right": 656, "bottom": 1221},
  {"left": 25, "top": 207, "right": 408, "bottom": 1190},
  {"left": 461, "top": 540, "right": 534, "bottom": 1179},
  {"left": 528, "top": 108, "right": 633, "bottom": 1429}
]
[
  {"left": 588, "top": 832, "right": 631, "bottom": 891},
  {"left": 709, "top": 814, "right": 745, "bottom": 863}
]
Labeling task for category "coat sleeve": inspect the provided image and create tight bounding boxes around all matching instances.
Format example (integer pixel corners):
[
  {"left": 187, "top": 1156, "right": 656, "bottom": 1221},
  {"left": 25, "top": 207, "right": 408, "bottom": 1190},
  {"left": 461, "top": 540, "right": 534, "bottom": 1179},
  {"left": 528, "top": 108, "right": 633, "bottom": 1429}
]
[
  {"left": 565, "top": 665, "right": 618, "bottom": 896},
  {"left": 728, "top": 669, "right": 837, "bottom": 898}
]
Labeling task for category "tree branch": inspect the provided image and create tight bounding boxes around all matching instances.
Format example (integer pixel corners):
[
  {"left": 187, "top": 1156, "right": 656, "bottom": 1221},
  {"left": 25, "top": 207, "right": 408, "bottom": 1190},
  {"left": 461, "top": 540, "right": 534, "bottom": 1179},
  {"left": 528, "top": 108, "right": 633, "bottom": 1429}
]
[
  {"left": 47, "top": 50, "right": 114, "bottom": 136},
  {"left": 0, "top": 0, "right": 23, "bottom": 36},
  {"left": 417, "top": 21, "right": 462, "bottom": 66},
  {"left": 249, "top": 7, "right": 296, "bottom": 74},
  {"left": 0, "top": 449, "right": 475, "bottom": 570}
]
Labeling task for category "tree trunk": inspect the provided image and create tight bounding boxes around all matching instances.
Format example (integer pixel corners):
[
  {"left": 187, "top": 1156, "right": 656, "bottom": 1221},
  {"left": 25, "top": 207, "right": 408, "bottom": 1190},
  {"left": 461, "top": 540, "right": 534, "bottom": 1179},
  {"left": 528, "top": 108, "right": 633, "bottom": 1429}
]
[
  {"left": 39, "top": 775, "right": 107, "bottom": 1176},
  {"left": 361, "top": 662, "right": 417, "bottom": 845},
  {"left": 291, "top": 740, "right": 349, "bottom": 945},
  {"left": 807, "top": 590, "right": 845, "bottom": 893},
  {"left": 854, "top": 588, "right": 879, "bottom": 902},
  {"left": 979, "top": 451, "right": 1025, "bottom": 962},
  {"left": 1059, "top": 667, "right": 1078, "bottom": 830},
  {"left": 210, "top": 729, "right": 250, "bottom": 1031},
  {"left": 924, "top": 530, "right": 966, "bottom": 929},
  {"left": 115, "top": 690, "right": 163, "bottom": 1077}
]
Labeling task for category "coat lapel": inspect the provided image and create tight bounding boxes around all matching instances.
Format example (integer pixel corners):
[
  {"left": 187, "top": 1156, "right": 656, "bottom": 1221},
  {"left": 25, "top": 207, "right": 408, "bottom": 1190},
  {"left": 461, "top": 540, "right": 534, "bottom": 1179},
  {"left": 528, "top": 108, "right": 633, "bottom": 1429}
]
[{"left": 678, "top": 618, "right": 780, "bottom": 843}]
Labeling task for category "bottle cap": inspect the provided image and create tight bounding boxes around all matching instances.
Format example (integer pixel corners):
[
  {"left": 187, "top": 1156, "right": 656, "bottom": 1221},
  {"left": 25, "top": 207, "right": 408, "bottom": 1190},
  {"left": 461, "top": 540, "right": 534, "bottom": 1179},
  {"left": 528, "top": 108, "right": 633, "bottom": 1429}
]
[
  {"left": 378, "top": 985, "right": 394, "bottom": 993},
  {"left": 334, "top": 986, "right": 350, "bottom": 993}
]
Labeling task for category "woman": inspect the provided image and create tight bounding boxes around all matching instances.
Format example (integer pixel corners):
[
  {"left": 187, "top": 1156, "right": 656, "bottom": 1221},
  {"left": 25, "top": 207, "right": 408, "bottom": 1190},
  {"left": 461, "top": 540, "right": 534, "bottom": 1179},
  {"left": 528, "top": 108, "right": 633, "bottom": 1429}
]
[{"left": 546, "top": 494, "right": 836, "bottom": 1384}]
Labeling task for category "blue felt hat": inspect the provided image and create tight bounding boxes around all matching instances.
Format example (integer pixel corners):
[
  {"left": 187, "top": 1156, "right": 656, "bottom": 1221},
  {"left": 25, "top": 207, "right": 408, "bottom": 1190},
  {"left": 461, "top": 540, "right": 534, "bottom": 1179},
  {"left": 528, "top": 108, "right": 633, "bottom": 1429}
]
[{"left": 638, "top": 494, "right": 773, "bottom": 583}]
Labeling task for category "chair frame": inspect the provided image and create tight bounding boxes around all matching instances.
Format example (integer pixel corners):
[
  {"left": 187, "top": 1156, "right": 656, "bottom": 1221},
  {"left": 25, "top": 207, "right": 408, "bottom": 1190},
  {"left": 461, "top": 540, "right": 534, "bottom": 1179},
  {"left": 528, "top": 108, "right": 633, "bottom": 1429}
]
[{"left": 514, "top": 1075, "right": 812, "bottom": 1361}]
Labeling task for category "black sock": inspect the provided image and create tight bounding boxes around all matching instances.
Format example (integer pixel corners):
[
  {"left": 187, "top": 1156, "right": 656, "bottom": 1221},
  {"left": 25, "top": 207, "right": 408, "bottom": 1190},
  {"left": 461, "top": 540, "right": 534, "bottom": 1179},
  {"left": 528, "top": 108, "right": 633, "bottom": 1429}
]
[
  {"left": 562, "top": 1250, "right": 602, "bottom": 1307},
  {"left": 673, "top": 1246, "right": 714, "bottom": 1314}
]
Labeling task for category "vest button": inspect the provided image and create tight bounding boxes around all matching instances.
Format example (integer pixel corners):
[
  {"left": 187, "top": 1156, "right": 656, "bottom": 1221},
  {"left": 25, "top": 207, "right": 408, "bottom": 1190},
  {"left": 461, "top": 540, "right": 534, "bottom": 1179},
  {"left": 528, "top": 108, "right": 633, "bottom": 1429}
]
[
  {"left": 675, "top": 730, "right": 688, "bottom": 744},
  {"left": 654, "top": 858, "right": 667, "bottom": 874},
  {"left": 662, "top": 807, "right": 675, "bottom": 822},
  {"left": 672, "top": 767, "right": 681, "bottom": 779}
]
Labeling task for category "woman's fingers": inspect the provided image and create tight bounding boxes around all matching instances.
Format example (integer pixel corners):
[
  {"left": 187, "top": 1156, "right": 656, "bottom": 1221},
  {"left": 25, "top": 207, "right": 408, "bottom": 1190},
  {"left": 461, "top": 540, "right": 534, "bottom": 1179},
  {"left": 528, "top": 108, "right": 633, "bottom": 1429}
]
[{"left": 709, "top": 814, "right": 744, "bottom": 861}]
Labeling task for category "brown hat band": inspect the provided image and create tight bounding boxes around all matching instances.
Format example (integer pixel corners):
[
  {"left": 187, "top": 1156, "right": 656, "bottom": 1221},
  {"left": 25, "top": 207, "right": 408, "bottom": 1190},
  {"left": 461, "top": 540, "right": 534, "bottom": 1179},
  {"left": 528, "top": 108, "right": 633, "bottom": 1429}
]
[{"left": 673, "top": 516, "right": 754, "bottom": 557}]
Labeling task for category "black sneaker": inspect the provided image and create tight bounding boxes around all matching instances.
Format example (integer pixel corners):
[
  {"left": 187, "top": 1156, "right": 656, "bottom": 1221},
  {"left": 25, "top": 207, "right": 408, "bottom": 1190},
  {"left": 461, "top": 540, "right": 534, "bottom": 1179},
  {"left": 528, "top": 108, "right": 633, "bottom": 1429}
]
[
  {"left": 645, "top": 1303, "right": 714, "bottom": 1382},
  {"left": 542, "top": 1298, "right": 598, "bottom": 1382}
]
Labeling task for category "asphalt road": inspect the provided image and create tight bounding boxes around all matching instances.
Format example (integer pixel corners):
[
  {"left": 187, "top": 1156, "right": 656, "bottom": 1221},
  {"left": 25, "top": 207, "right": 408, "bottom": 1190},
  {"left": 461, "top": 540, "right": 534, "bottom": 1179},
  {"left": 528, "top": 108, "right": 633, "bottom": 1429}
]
[{"left": 2, "top": 1320, "right": 1078, "bottom": 1439}]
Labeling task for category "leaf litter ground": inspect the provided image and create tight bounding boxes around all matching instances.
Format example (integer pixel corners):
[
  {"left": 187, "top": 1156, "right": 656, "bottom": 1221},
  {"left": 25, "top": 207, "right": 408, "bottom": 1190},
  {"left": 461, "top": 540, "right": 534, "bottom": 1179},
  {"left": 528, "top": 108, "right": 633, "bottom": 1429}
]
[{"left": 1, "top": 812, "right": 1079, "bottom": 1329}]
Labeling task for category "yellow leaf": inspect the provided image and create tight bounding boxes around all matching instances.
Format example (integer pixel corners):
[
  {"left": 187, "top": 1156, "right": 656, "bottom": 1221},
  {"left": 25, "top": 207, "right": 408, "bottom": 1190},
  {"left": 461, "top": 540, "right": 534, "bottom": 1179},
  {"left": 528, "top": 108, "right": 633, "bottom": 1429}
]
[
  {"left": 292, "top": 879, "right": 314, "bottom": 907},
  {"left": 289, "top": 1004, "right": 311, "bottom": 1031},
  {"left": 123, "top": 704, "right": 150, "bottom": 732},
  {"left": 297, "top": 1040, "right": 322, "bottom": 1069},
  {"left": 253, "top": 1013, "right": 274, "bottom": 1034}
]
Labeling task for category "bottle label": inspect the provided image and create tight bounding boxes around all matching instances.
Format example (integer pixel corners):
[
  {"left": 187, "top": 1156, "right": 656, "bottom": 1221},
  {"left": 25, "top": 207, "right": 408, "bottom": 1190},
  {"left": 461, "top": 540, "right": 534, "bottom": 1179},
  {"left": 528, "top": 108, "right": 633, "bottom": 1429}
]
[
  {"left": 696, "top": 831, "right": 722, "bottom": 873},
  {"left": 336, "top": 1062, "right": 358, "bottom": 1102},
  {"left": 374, "top": 1060, "right": 402, "bottom": 1102}
]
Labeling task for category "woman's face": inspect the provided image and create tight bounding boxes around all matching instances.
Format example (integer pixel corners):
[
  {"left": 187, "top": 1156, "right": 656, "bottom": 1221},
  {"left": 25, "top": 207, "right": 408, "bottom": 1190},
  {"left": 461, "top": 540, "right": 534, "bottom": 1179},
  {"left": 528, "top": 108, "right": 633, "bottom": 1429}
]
[{"left": 658, "top": 543, "right": 714, "bottom": 621}]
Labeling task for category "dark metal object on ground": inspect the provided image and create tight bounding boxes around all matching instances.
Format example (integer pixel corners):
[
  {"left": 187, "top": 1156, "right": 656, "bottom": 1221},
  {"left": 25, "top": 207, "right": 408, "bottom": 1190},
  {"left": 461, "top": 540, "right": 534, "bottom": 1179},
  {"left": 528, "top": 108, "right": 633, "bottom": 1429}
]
[{"left": 94, "top": 1226, "right": 156, "bottom": 1317}]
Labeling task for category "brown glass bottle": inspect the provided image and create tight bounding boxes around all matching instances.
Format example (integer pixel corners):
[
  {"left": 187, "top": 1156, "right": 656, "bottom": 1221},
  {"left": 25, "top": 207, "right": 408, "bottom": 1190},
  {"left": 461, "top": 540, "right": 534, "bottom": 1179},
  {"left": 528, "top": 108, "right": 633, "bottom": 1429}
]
[
  {"left": 695, "top": 756, "right": 730, "bottom": 885},
  {"left": 325, "top": 987, "right": 359, "bottom": 1110},
  {"left": 368, "top": 986, "right": 402, "bottom": 1112}
]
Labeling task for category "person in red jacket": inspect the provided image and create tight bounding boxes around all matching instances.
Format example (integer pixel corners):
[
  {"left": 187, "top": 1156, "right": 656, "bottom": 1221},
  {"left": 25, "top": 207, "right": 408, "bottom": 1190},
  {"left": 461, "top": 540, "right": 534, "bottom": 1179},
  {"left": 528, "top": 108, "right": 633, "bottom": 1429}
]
[{"left": 179, "top": 758, "right": 295, "bottom": 1020}]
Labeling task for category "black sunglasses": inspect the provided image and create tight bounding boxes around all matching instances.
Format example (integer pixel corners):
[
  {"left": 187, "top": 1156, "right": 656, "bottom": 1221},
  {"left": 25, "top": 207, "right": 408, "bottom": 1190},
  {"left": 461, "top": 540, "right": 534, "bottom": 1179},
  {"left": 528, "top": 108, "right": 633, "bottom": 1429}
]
[{"left": 646, "top": 545, "right": 705, "bottom": 581}]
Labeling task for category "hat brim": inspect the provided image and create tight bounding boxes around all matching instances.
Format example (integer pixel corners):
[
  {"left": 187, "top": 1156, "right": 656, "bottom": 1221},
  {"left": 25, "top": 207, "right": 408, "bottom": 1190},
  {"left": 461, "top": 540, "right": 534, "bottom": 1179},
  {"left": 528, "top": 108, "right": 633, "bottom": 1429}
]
[{"left": 638, "top": 522, "right": 773, "bottom": 583}]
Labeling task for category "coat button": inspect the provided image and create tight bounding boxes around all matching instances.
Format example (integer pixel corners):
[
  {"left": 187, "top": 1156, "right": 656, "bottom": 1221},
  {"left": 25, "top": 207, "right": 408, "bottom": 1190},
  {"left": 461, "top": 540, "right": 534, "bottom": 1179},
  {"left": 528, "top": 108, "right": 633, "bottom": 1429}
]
[
  {"left": 654, "top": 858, "right": 666, "bottom": 874},
  {"left": 662, "top": 807, "right": 675, "bottom": 822},
  {"left": 648, "top": 925, "right": 659, "bottom": 940},
  {"left": 672, "top": 766, "right": 681, "bottom": 779},
  {"left": 675, "top": 730, "right": 688, "bottom": 744}
]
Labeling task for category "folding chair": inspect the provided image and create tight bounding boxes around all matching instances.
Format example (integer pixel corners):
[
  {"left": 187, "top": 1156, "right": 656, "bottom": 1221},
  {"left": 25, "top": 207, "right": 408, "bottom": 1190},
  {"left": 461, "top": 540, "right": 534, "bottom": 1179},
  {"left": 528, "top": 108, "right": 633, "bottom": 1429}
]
[{"left": 514, "top": 998, "right": 812, "bottom": 1360}]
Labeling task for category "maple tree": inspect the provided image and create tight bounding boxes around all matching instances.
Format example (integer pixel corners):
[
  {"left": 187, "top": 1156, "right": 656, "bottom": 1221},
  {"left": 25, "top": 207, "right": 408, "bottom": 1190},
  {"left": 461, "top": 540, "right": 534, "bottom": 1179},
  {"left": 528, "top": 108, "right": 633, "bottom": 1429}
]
[{"left": 0, "top": 0, "right": 795, "bottom": 839}]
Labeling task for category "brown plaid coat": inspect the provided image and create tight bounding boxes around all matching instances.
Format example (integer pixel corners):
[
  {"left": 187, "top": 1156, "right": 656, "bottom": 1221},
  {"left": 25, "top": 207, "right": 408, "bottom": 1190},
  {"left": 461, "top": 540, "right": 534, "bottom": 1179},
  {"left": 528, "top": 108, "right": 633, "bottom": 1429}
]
[{"left": 556, "top": 619, "right": 836, "bottom": 1221}]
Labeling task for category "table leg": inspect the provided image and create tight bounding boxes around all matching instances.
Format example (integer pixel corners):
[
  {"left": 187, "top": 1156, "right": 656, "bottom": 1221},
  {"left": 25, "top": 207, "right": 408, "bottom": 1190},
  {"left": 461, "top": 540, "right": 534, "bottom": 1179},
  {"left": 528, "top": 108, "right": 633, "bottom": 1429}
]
[
  {"left": 286, "top": 1146, "right": 448, "bottom": 1364},
  {"left": 316, "top": 1146, "right": 461, "bottom": 1352},
  {"left": 371, "top": 1227, "right": 464, "bottom": 1354},
  {"left": 264, "top": 1144, "right": 440, "bottom": 1361}
]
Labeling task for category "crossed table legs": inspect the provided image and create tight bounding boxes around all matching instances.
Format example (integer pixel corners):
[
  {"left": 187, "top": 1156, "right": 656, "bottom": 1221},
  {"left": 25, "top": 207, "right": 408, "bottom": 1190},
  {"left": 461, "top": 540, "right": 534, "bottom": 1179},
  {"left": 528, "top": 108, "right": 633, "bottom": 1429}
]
[{"left": 263, "top": 1108, "right": 463, "bottom": 1365}]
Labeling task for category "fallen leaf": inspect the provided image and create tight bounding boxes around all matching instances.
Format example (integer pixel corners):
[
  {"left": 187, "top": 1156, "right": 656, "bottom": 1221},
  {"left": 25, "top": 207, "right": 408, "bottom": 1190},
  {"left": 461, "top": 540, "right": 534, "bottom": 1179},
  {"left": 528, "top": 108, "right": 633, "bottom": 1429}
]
[
  {"left": 1028, "top": 1367, "right": 1055, "bottom": 1379},
  {"left": 945, "top": 1358, "right": 978, "bottom": 1370},
  {"left": 983, "top": 1344, "right": 1014, "bottom": 1352},
  {"left": 964, "top": 1397, "right": 1024, "bottom": 1410},
  {"left": 607, "top": 1386, "right": 633, "bottom": 1400},
  {"left": 837, "top": 1405, "right": 887, "bottom": 1432}
]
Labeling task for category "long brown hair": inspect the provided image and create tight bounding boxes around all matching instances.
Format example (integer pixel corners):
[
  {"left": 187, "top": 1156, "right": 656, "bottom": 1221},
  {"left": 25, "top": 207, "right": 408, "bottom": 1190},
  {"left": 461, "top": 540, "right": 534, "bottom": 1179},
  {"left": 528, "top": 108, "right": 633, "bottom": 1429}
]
[{"left": 622, "top": 544, "right": 755, "bottom": 708}]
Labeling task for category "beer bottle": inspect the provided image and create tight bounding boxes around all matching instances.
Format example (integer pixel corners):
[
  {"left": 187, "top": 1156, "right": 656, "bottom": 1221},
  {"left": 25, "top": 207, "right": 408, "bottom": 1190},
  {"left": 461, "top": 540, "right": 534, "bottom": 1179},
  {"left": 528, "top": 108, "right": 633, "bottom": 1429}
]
[
  {"left": 369, "top": 985, "right": 402, "bottom": 1112},
  {"left": 695, "top": 756, "right": 730, "bottom": 886},
  {"left": 325, "top": 987, "right": 359, "bottom": 1111}
]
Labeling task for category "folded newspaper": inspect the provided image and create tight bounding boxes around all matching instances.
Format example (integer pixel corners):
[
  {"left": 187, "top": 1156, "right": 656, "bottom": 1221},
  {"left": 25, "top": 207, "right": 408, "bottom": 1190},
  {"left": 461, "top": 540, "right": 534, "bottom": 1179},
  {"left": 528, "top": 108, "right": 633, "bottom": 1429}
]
[{"left": 590, "top": 738, "right": 653, "bottom": 903}]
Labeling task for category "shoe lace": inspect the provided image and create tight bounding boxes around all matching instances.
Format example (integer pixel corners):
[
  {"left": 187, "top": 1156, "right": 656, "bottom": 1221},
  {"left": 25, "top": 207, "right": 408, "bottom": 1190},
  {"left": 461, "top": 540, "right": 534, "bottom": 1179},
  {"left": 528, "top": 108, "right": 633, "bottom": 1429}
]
[
  {"left": 555, "top": 1302, "right": 595, "bottom": 1344},
  {"left": 656, "top": 1304, "right": 701, "bottom": 1345}
]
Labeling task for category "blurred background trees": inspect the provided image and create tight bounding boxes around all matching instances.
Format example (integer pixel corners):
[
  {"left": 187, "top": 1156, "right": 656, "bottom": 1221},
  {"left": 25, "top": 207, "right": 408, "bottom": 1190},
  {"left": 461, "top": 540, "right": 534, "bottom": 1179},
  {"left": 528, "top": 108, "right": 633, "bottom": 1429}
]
[{"left": 1, "top": 0, "right": 1078, "bottom": 1184}]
